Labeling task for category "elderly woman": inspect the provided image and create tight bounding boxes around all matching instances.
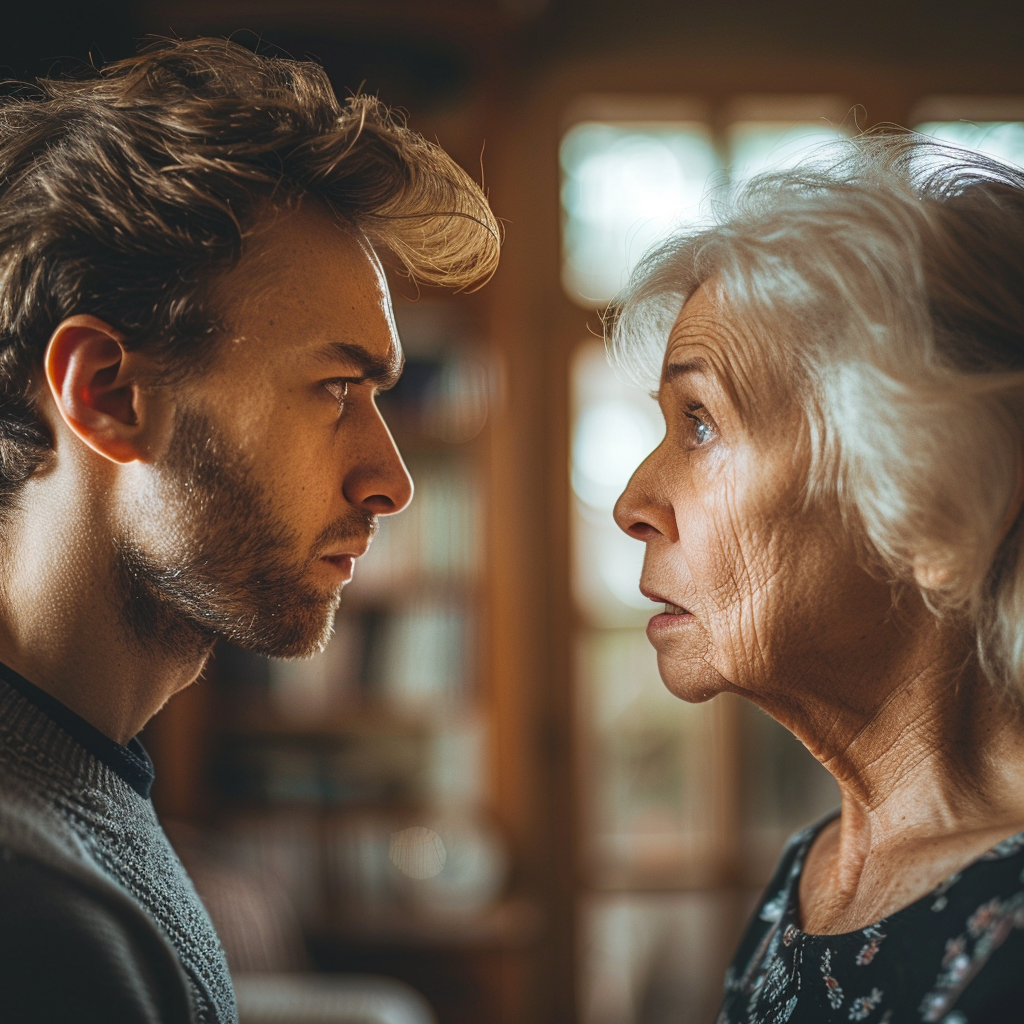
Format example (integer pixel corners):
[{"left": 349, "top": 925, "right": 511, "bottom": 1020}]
[{"left": 611, "top": 135, "right": 1024, "bottom": 1023}]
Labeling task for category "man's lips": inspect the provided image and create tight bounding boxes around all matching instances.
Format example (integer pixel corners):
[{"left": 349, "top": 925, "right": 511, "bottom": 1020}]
[
  {"left": 322, "top": 546, "right": 368, "bottom": 561},
  {"left": 320, "top": 536, "right": 371, "bottom": 561},
  {"left": 320, "top": 553, "right": 356, "bottom": 584},
  {"left": 319, "top": 540, "right": 370, "bottom": 583}
]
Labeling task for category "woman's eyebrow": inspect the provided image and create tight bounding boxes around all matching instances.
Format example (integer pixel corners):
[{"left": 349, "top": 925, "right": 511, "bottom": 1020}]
[
  {"left": 663, "top": 356, "right": 712, "bottom": 381},
  {"left": 315, "top": 340, "right": 404, "bottom": 388}
]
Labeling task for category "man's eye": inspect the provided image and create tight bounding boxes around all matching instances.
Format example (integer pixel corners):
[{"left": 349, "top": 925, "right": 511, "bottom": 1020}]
[{"left": 324, "top": 380, "right": 349, "bottom": 409}]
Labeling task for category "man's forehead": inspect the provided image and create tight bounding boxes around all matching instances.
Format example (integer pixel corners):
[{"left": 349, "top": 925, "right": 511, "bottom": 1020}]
[
  {"left": 212, "top": 203, "right": 402, "bottom": 360},
  {"left": 227, "top": 203, "right": 389, "bottom": 306},
  {"left": 325, "top": 234, "right": 402, "bottom": 380}
]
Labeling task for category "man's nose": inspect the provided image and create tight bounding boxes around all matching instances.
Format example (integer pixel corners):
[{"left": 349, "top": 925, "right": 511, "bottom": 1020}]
[{"left": 343, "top": 411, "right": 414, "bottom": 516}]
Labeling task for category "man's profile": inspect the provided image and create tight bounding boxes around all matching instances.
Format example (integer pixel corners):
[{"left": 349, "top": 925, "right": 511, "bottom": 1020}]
[{"left": 0, "top": 35, "right": 498, "bottom": 1023}]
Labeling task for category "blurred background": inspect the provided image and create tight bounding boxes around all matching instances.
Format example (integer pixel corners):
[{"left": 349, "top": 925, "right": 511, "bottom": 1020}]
[{"left": 6, "top": 1, "right": 1024, "bottom": 1022}]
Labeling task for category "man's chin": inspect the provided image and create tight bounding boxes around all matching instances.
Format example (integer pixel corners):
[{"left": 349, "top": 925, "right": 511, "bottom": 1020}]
[{"left": 220, "top": 595, "right": 339, "bottom": 660}]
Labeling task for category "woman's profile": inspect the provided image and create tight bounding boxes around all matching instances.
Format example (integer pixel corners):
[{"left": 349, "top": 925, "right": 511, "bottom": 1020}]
[{"left": 610, "top": 134, "right": 1024, "bottom": 1021}]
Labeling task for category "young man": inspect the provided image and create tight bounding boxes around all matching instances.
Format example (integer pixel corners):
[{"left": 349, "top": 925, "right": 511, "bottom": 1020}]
[{"left": 0, "top": 37, "right": 498, "bottom": 1024}]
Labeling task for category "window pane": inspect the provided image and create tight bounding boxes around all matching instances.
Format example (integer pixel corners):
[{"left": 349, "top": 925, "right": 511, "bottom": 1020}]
[
  {"left": 914, "top": 121, "right": 1024, "bottom": 168},
  {"left": 561, "top": 123, "right": 721, "bottom": 306},
  {"left": 726, "top": 121, "right": 849, "bottom": 188},
  {"left": 738, "top": 701, "right": 838, "bottom": 876},
  {"left": 578, "top": 628, "right": 721, "bottom": 885},
  {"left": 571, "top": 341, "right": 722, "bottom": 885},
  {"left": 571, "top": 341, "right": 663, "bottom": 624}
]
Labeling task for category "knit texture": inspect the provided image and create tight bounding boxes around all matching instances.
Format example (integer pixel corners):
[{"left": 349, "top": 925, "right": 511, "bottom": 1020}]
[{"left": 0, "top": 675, "right": 237, "bottom": 1024}]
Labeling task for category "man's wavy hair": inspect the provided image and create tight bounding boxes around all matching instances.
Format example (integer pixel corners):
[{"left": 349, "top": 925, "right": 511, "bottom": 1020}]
[{"left": 0, "top": 36, "right": 500, "bottom": 505}]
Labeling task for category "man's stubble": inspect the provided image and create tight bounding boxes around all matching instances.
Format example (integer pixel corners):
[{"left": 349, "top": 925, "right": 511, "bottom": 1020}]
[{"left": 113, "top": 406, "right": 375, "bottom": 661}]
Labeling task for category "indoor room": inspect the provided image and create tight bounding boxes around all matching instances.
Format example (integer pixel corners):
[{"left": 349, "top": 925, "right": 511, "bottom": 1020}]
[{"left": 3, "top": 1, "right": 1024, "bottom": 1022}]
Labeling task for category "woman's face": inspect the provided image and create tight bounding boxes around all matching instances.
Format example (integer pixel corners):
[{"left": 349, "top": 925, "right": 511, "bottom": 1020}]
[{"left": 613, "top": 284, "right": 895, "bottom": 716}]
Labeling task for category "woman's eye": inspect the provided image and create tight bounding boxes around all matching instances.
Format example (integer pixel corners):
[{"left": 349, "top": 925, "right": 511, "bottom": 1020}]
[
  {"left": 324, "top": 380, "right": 349, "bottom": 410},
  {"left": 685, "top": 410, "right": 716, "bottom": 447}
]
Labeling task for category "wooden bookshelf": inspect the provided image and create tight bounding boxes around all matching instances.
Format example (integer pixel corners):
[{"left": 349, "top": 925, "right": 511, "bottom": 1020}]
[{"left": 147, "top": 286, "right": 545, "bottom": 1024}]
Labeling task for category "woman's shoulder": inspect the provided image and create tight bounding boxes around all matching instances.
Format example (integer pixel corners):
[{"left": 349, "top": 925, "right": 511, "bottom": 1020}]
[
  {"left": 721, "top": 814, "right": 837, "bottom": 996},
  {"left": 719, "top": 819, "right": 1024, "bottom": 1024},
  {"left": 918, "top": 826, "right": 1024, "bottom": 1022}
]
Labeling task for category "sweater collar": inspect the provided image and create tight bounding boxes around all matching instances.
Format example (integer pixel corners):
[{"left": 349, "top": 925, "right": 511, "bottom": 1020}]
[{"left": 0, "top": 661, "right": 154, "bottom": 798}]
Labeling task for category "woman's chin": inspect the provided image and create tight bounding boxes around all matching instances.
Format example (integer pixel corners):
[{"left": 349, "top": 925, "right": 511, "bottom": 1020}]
[{"left": 656, "top": 651, "right": 731, "bottom": 704}]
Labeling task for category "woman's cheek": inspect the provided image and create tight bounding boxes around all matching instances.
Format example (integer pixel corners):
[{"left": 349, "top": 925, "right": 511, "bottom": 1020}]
[{"left": 695, "top": 483, "right": 786, "bottom": 685}]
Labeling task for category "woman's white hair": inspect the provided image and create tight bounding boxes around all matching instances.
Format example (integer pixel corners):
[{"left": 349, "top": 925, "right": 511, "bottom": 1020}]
[{"left": 609, "top": 133, "right": 1024, "bottom": 692}]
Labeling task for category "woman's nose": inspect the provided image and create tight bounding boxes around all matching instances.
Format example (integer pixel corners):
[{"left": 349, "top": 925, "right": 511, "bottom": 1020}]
[{"left": 613, "top": 450, "right": 675, "bottom": 542}]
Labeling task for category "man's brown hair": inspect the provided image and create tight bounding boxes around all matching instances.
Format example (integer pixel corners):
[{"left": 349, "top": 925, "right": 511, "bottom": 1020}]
[{"left": 0, "top": 36, "right": 500, "bottom": 504}]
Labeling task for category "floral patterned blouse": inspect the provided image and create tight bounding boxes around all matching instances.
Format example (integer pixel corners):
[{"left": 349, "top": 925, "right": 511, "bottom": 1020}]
[{"left": 717, "top": 814, "right": 1024, "bottom": 1023}]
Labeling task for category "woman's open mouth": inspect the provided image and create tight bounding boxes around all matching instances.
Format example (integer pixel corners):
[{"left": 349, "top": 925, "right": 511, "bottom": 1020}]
[
  {"left": 639, "top": 587, "right": 695, "bottom": 635},
  {"left": 647, "top": 601, "right": 696, "bottom": 636}
]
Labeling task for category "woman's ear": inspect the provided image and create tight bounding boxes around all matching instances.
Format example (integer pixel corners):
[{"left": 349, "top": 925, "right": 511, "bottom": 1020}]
[
  {"left": 912, "top": 450, "right": 1024, "bottom": 592},
  {"left": 43, "top": 315, "right": 157, "bottom": 465},
  {"left": 912, "top": 553, "right": 954, "bottom": 591}
]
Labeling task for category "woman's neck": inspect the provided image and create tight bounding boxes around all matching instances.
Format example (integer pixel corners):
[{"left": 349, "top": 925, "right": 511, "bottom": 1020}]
[{"left": 772, "top": 605, "right": 1024, "bottom": 933}]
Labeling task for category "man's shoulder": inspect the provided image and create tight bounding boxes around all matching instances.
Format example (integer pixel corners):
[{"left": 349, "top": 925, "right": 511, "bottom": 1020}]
[
  {"left": 0, "top": 769, "right": 90, "bottom": 862},
  {"left": 0, "top": 780, "right": 196, "bottom": 1023}
]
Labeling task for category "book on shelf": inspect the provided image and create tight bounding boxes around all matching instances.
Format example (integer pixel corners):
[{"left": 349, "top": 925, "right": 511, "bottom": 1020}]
[
  {"left": 366, "top": 601, "right": 471, "bottom": 716},
  {"left": 352, "top": 455, "right": 481, "bottom": 596}
]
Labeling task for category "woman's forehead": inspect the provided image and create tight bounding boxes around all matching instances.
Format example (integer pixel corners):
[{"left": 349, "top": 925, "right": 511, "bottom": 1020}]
[
  {"left": 666, "top": 286, "right": 735, "bottom": 359},
  {"left": 663, "top": 287, "right": 763, "bottom": 404},
  {"left": 663, "top": 292, "right": 753, "bottom": 387}
]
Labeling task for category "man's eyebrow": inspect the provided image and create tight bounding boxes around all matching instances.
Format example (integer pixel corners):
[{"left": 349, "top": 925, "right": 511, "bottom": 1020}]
[{"left": 315, "top": 341, "right": 403, "bottom": 388}]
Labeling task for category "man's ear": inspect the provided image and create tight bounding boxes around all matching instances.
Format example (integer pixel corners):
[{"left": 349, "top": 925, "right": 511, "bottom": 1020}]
[{"left": 44, "top": 315, "right": 154, "bottom": 465}]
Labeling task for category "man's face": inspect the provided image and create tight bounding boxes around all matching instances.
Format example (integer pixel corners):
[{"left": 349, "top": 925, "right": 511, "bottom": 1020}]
[{"left": 119, "top": 203, "right": 413, "bottom": 658}]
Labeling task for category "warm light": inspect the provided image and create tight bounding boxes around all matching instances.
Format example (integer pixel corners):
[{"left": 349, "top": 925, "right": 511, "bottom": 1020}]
[
  {"left": 561, "top": 118, "right": 851, "bottom": 308},
  {"left": 571, "top": 343, "right": 663, "bottom": 621},
  {"left": 389, "top": 827, "right": 446, "bottom": 879},
  {"left": 915, "top": 121, "right": 1024, "bottom": 168},
  {"left": 572, "top": 400, "right": 661, "bottom": 510},
  {"left": 727, "top": 122, "right": 850, "bottom": 187},
  {"left": 561, "top": 123, "right": 720, "bottom": 305}
]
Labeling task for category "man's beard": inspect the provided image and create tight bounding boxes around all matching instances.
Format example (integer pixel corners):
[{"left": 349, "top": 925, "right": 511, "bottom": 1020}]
[{"left": 114, "top": 407, "right": 375, "bottom": 660}]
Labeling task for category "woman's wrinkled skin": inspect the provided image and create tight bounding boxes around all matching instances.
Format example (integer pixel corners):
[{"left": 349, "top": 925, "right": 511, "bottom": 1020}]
[{"left": 614, "top": 284, "right": 1024, "bottom": 935}]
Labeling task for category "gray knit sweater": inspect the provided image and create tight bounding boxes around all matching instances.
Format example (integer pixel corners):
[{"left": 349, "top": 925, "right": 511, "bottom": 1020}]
[{"left": 0, "top": 666, "right": 237, "bottom": 1023}]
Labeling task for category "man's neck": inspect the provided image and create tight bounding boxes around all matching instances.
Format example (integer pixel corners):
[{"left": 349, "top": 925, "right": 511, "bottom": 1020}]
[{"left": 0, "top": 480, "right": 211, "bottom": 744}]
